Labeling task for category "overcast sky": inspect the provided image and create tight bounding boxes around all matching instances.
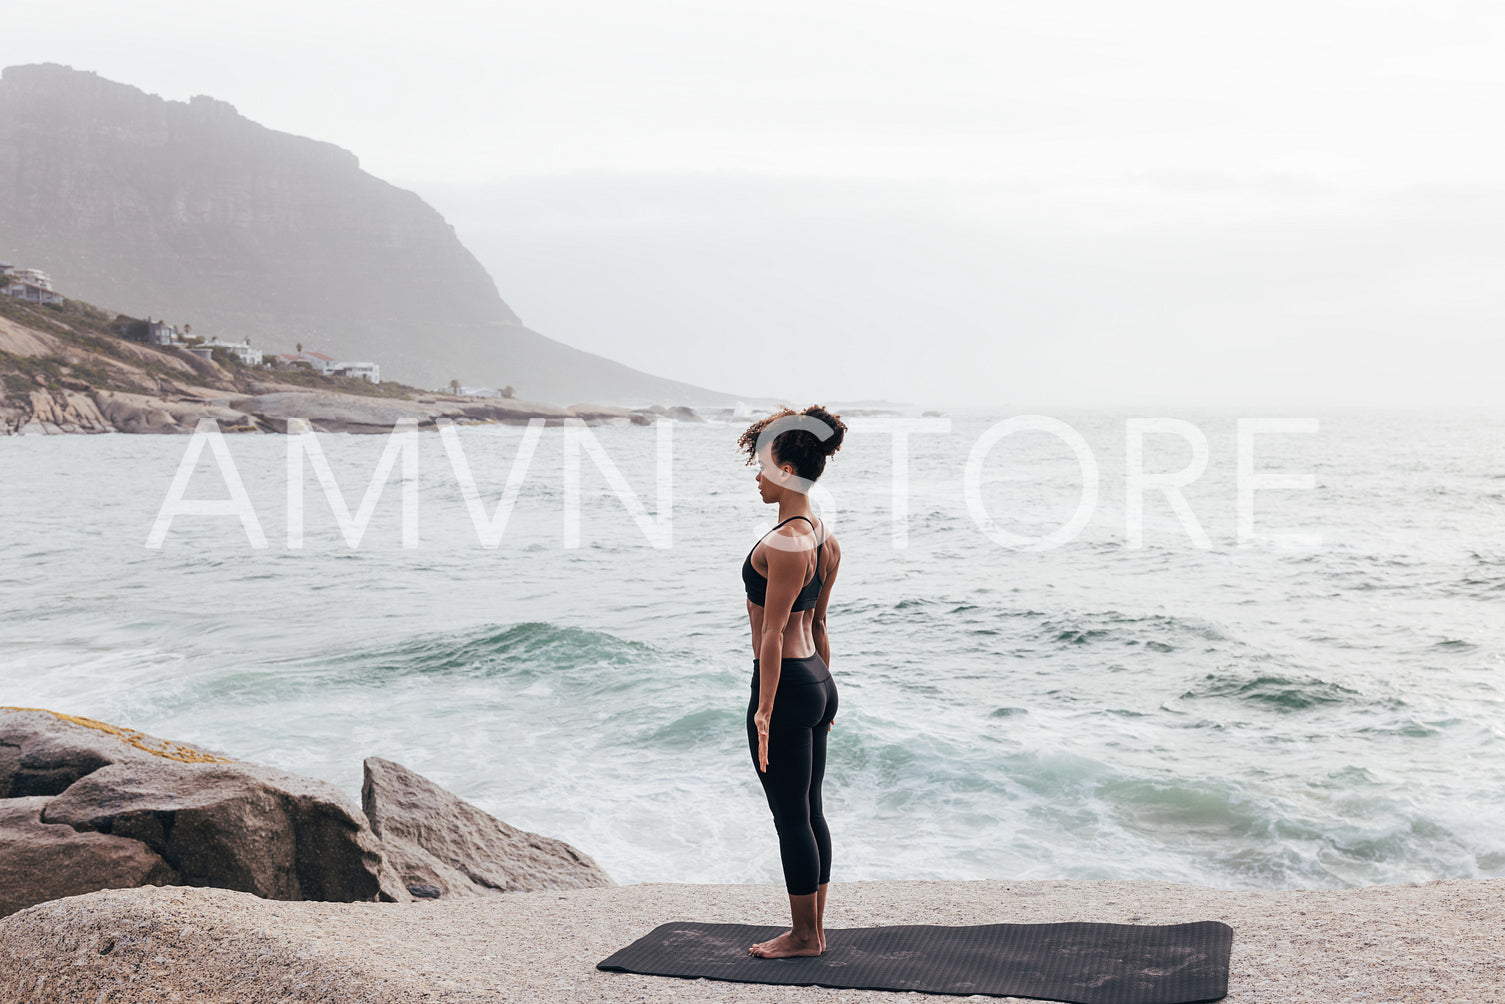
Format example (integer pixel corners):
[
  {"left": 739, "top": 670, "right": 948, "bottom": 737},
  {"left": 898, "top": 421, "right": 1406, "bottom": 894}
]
[{"left": 13, "top": 1, "right": 1505, "bottom": 407}]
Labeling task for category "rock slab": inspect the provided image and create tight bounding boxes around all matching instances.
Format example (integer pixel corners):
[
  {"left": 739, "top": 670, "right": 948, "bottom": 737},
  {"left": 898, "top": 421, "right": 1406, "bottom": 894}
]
[
  {"left": 362, "top": 755, "right": 613, "bottom": 898},
  {"left": 0, "top": 707, "right": 405, "bottom": 916},
  {"left": 0, "top": 798, "right": 177, "bottom": 917}
]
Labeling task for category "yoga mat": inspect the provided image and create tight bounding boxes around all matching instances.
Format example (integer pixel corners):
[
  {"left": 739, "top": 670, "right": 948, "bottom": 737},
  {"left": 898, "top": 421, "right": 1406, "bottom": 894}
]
[{"left": 598, "top": 919, "right": 1232, "bottom": 1004}]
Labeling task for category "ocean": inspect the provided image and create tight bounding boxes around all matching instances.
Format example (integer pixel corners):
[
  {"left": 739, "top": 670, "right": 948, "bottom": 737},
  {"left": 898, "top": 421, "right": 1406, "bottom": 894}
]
[{"left": 2, "top": 407, "right": 1502, "bottom": 891}]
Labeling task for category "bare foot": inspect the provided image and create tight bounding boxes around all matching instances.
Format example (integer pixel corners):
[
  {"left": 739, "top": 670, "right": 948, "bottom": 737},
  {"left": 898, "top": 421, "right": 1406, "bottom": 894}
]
[
  {"left": 748, "top": 929, "right": 824, "bottom": 958},
  {"left": 749, "top": 933, "right": 830, "bottom": 957},
  {"left": 749, "top": 927, "right": 826, "bottom": 955}
]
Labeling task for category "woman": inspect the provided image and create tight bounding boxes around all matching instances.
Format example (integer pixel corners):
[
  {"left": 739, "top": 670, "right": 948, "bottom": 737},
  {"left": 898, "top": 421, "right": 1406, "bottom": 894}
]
[{"left": 738, "top": 404, "right": 847, "bottom": 959}]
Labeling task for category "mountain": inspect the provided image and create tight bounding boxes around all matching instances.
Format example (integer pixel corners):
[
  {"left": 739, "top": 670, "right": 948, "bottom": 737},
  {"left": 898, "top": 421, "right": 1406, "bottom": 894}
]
[{"left": 0, "top": 63, "right": 741, "bottom": 406}]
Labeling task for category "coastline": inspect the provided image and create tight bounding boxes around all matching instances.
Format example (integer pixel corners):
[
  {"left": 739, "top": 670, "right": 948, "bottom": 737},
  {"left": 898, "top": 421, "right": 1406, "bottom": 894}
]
[
  {"left": 1, "top": 384, "right": 711, "bottom": 436},
  {"left": 1, "top": 292, "right": 726, "bottom": 435},
  {"left": 2, "top": 876, "right": 1498, "bottom": 1002}
]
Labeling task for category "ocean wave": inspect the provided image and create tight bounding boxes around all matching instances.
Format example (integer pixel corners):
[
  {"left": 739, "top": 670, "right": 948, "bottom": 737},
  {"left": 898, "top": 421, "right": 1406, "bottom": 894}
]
[
  {"left": 1030, "top": 610, "right": 1233, "bottom": 650},
  {"left": 412, "top": 620, "right": 652, "bottom": 668},
  {"left": 1178, "top": 671, "right": 1400, "bottom": 713},
  {"left": 246, "top": 621, "right": 672, "bottom": 694}
]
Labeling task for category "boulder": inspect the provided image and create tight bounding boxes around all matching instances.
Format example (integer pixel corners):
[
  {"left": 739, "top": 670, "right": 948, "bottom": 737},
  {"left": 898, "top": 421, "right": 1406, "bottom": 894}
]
[
  {"left": 0, "top": 707, "right": 408, "bottom": 913},
  {"left": 362, "top": 756, "right": 613, "bottom": 899},
  {"left": 453, "top": 399, "right": 577, "bottom": 426},
  {"left": 240, "top": 391, "right": 439, "bottom": 434},
  {"left": 0, "top": 797, "right": 177, "bottom": 917},
  {"left": 0, "top": 707, "right": 201, "bottom": 798},
  {"left": 92, "top": 390, "right": 246, "bottom": 434},
  {"left": 565, "top": 403, "right": 637, "bottom": 420},
  {"left": 61, "top": 391, "right": 111, "bottom": 431},
  {"left": 92, "top": 391, "right": 181, "bottom": 433},
  {"left": 21, "top": 388, "right": 114, "bottom": 433},
  {"left": 0, "top": 726, "right": 109, "bottom": 797},
  {"left": 42, "top": 761, "right": 399, "bottom": 903}
]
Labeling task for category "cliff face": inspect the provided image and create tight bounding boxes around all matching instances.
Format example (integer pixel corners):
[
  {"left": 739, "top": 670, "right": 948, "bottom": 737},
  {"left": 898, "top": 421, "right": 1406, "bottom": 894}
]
[{"left": 0, "top": 63, "right": 735, "bottom": 405}]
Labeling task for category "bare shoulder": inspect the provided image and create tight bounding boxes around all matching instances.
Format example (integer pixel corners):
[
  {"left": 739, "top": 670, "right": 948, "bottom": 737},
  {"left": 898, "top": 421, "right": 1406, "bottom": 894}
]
[{"left": 820, "top": 521, "right": 841, "bottom": 570}]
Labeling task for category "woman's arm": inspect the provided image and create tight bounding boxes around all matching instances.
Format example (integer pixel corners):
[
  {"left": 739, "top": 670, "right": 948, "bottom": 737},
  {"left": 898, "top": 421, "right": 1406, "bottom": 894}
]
[{"left": 753, "top": 531, "right": 806, "bottom": 771}]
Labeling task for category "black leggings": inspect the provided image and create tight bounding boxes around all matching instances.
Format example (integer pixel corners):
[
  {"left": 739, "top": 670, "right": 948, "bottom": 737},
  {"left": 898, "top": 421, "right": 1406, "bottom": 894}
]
[{"left": 746, "top": 653, "right": 838, "bottom": 896}]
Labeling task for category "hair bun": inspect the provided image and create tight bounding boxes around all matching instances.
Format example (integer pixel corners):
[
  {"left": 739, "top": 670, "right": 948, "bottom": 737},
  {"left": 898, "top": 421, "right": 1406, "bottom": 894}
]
[
  {"left": 736, "top": 404, "right": 846, "bottom": 484},
  {"left": 803, "top": 405, "right": 847, "bottom": 458}
]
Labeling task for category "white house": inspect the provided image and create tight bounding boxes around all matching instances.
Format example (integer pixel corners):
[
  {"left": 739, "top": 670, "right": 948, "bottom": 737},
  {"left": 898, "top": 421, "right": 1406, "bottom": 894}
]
[
  {"left": 202, "top": 336, "right": 263, "bottom": 366},
  {"left": 8, "top": 268, "right": 53, "bottom": 289},
  {"left": 272, "top": 351, "right": 379, "bottom": 383},
  {"left": 334, "top": 361, "right": 380, "bottom": 384},
  {"left": 3, "top": 266, "right": 64, "bottom": 306},
  {"left": 300, "top": 351, "right": 339, "bottom": 375},
  {"left": 275, "top": 351, "right": 337, "bottom": 374}
]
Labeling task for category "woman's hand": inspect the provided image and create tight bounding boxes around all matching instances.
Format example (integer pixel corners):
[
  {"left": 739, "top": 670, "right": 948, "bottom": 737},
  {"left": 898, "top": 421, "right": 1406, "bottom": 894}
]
[{"left": 754, "top": 709, "right": 771, "bottom": 772}]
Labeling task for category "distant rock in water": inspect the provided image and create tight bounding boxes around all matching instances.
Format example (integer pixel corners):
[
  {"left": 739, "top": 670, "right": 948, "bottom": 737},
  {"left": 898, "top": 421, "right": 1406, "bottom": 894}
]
[
  {"left": 362, "top": 756, "right": 614, "bottom": 897},
  {"left": 0, "top": 62, "right": 737, "bottom": 406}
]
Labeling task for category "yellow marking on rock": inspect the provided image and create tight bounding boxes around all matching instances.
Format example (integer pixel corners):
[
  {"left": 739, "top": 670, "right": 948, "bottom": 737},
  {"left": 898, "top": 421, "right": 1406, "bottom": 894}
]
[{"left": 0, "top": 705, "right": 236, "bottom": 763}]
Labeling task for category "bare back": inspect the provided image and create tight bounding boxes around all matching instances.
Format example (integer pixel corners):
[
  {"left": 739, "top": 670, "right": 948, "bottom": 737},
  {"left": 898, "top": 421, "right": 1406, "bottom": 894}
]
[{"left": 746, "top": 517, "right": 841, "bottom": 660}]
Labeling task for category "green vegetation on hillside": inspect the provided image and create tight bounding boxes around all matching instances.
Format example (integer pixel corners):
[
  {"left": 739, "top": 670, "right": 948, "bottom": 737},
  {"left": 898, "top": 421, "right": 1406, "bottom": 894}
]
[
  {"left": 0, "top": 296, "right": 197, "bottom": 398},
  {"left": 0, "top": 293, "right": 427, "bottom": 402}
]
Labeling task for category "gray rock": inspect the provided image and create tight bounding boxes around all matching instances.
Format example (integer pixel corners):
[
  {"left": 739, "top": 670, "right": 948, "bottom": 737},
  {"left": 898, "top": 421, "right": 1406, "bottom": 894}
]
[
  {"left": 41, "top": 761, "right": 395, "bottom": 903},
  {"left": 0, "top": 797, "right": 177, "bottom": 917},
  {"left": 0, "top": 707, "right": 408, "bottom": 909},
  {"left": 93, "top": 391, "right": 247, "bottom": 435},
  {"left": 565, "top": 403, "right": 637, "bottom": 420},
  {"left": 93, "top": 393, "right": 180, "bottom": 433},
  {"left": 453, "top": 400, "right": 580, "bottom": 425},
  {"left": 23, "top": 388, "right": 116, "bottom": 434},
  {"left": 362, "top": 756, "right": 613, "bottom": 898},
  {"left": 242, "top": 391, "right": 439, "bottom": 434},
  {"left": 0, "top": 708, "right": 167, "bottom": 798}
]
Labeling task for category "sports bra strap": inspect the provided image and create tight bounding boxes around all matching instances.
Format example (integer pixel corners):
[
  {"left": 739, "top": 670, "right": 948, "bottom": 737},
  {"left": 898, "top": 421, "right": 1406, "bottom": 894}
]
[{"left": 764, "top": 516, "right": 821, "bottom": 572}]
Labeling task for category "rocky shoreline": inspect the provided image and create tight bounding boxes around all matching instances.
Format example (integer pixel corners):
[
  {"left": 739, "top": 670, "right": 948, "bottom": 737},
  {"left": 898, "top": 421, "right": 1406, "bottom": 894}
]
[
  {"left": 0, "top": 299, "right": 711, "bottom": 435},
  {"left": 2, "top": 707, "right": 1501, "bottom": 1002},
  {"left": 0, "top": 707, "right": 612, "bottom": 921},
  {"left": 5, "top": 385, "right": 707, "bottom": 436}
]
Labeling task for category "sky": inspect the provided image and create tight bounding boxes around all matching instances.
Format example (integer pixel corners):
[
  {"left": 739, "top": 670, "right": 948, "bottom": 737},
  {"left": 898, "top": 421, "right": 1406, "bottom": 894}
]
[{"left": 10, "top": 0, "right": 1505, "bottom": 407}]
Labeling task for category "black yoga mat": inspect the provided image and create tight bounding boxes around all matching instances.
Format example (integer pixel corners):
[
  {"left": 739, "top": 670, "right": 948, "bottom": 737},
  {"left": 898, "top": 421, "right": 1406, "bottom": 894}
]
[{"left": 598, "top": 919, "right": 1232, "bottom": 1004}]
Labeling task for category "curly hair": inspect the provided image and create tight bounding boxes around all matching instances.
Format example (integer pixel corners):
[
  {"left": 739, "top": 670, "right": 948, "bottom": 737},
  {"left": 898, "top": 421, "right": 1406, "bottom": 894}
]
[{"left": 737, "top": 404, "right": 847, "bottom": 484}]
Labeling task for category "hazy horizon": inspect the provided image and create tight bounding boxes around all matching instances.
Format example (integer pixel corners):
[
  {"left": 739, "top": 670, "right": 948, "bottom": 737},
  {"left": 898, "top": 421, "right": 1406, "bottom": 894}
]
[{"left": 10, "top": 0, "right": 1505, "bottom": 409}]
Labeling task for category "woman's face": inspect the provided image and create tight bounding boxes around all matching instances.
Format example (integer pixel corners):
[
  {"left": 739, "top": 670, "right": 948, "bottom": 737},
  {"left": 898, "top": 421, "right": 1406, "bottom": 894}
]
[{"left": 754, "top": 449, "right": 784, "bottom": 502}]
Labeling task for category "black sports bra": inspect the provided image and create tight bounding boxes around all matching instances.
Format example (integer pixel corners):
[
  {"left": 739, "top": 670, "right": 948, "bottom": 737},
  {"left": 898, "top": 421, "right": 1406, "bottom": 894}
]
[{"left": 742, "top": 515, "right": 824, "bottom": 610}]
